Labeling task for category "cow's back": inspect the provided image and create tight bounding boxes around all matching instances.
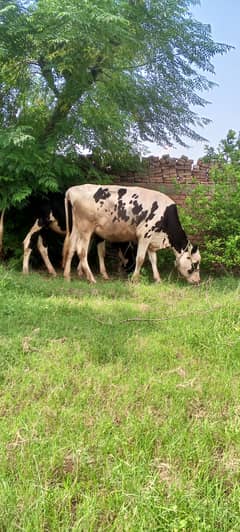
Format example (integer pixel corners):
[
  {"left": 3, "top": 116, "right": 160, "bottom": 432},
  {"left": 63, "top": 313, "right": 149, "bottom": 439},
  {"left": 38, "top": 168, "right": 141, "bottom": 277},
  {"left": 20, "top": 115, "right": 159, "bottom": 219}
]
[{"left": 66, "top": 184, "right": 174, "bottom": 242}]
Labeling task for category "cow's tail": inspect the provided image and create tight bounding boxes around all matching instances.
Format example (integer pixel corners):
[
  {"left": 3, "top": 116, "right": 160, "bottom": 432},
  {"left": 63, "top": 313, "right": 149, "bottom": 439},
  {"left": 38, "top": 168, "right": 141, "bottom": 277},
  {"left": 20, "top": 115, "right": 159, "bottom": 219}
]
[{"left": 62, "top": 192, "right": 72, "bottom": 268}]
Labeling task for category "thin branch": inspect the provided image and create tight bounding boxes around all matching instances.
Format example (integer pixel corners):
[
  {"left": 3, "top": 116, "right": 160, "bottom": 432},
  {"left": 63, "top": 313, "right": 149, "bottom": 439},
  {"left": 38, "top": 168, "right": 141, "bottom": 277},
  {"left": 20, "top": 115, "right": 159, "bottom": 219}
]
[{"left": 93, "top": 305, "right": 222, "bottom": 325}]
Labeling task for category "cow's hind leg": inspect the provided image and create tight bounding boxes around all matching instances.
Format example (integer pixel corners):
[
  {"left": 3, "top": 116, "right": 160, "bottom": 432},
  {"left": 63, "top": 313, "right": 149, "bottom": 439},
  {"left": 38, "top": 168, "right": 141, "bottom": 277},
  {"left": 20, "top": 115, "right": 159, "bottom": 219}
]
[
  {"left": 147, "top": 250, "right": 161, "bottom": 283},
  {"left": 131, "top": 239, "right": 149, "bottom": 282},
  {"left": 37, "top": 234, "right": 57, "bottom": 276},
  {"left": 23, "top": 220, "right": 42, "bottom": 274},
  {"left": 77, "top": 259, "right": 84, "bottom": 277},
  {"left": 76, "top": 234, "right": 96, "bottom": 283},
  {"left": 63, "top": 230, "right": 78, "bottom": 281},
  {"left": 97, "top": 240, "right": 109, "bottom": 280}
]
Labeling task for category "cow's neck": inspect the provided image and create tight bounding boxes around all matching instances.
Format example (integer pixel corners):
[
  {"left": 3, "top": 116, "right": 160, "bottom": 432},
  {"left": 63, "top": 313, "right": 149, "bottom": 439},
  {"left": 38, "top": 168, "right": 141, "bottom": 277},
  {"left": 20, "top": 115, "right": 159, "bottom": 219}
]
[
  {"left": 170, "top": 230, "right": 188, "bottom": 254},
  {"left": 163, "top": 204, "right": 188, "bottom": 253}
]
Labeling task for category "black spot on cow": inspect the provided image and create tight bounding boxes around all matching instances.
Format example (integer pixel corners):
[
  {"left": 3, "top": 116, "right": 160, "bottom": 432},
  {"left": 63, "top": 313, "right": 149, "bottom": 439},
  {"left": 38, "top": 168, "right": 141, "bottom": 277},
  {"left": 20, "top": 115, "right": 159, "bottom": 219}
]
[
  {"left": 151, "top": 218, "right": 164, "bottom": 233},
  {"left": 145, "top": 201, "right": 158, "bottom": 222},
  {"left": 131, "top": 200, "right": 148, "bottom": 225},
  {"left": 117, "top": 200, "right": 129, "bottom": 222},
  {"left": 187, "top": 262, "right": 199, "bottom": 275},
  {"left": 118, "top": 188, "right": 127, "bottom": 199},
  {"left": 135, "top": 210, "right": 148, "bottom": 225},
  {"left": 144, "top": 229, "right": 152, "bottom": 239},
  {"left": 112, "top": 216, "right": 118, "bottom": 223},
  {"left": 93, "top": 187, "right": 111, "bottom": 203},
  {"left": 132, "top": 200, "right": 143, "bottom": 216},
  {"left": 191, "top": 245, "right": 198, "bottom": 255}
]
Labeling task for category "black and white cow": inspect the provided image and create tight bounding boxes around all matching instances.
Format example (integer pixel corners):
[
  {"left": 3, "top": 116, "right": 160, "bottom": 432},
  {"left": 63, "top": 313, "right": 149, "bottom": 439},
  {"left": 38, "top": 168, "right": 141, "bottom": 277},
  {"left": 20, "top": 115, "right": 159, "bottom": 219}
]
[
  {"left": 63, "top": 184, "right": 201, "bottom": 284},
  {"left": 23, "top": 193, "right": 66, "bottom": 275},
  {"left": 22, "top": 192, "right": 135, "bottom": 277}
]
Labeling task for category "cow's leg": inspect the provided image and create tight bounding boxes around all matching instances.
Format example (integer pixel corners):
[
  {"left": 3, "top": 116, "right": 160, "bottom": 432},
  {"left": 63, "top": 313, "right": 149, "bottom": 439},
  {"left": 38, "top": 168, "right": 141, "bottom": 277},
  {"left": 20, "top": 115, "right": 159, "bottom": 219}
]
[
  {"left": 63, "top": 230, "right": 78, "bottom": 281},
  {"left": 147, "top": 250, "right": 161, "bottom": 283},
  {"left": 118, "top": 248, "right": 128, "bottom": 268},
  {"left": 131, "top": 239, "right": 149, "bottom": 282},
  {"left": 37, "top": 235, "right": 57, "bottom": 276},
  {"left": 77, "top": 259, "right": 84, "bottom": 277},
  {"left": 23, "top": 220, "right": 42, "bottom": 274},
  {"left": 76, "top": 234, "right": 96, "bottom": 283},
  {"left": 97, "top": 240, "right": 109, "bottom": 280}
]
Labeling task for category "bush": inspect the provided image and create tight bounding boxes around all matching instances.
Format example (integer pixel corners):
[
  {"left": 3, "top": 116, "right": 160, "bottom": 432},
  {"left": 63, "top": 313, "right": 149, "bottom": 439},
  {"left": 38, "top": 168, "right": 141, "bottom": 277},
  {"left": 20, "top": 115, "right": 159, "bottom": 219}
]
[{"left": 181, "top": 130, "right": 240, "bottom": 273}]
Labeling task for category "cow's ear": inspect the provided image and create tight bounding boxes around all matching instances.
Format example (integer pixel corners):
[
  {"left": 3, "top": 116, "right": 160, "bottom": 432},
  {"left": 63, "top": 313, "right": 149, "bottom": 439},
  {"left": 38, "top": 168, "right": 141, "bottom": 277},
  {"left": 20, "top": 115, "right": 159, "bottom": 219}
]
[{"left": 191, "top": 244, "right": 198, "bottom": 255}]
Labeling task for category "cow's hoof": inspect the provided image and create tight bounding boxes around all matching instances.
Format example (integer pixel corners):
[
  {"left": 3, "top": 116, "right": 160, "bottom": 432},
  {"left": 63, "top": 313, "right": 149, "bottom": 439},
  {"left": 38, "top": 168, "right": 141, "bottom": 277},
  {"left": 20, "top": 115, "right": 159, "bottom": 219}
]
[{"left": 130, "top": 275, "right": 139, "bottom": 284}]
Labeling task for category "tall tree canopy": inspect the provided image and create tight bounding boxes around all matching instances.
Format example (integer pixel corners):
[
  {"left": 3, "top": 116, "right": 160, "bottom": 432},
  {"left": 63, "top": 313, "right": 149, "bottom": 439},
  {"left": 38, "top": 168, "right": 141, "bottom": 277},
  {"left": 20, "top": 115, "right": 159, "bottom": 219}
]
[{"left": 0, "top": 0, "right": 231, "bottom": 208}]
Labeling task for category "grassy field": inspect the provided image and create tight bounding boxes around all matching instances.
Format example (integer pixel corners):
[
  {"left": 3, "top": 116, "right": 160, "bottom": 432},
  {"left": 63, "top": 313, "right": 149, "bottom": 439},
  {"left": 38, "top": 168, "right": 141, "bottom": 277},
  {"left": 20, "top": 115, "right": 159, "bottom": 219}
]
[{"left": 0, "top": 265, "right": 240, "bottom": 531}]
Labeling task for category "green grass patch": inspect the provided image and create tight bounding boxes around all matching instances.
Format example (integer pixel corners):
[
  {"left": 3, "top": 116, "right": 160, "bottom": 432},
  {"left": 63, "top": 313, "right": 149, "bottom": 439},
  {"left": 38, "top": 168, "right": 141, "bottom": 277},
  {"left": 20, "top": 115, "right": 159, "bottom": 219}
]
[{"left": 0, "top": 266, "right": 240, "bottom": 530}]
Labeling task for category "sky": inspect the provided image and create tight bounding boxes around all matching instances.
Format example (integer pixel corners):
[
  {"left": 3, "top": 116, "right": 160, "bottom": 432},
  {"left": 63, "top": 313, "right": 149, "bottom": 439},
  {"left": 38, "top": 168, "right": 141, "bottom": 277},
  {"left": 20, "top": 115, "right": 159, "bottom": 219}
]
[{"left": 145, "top": 0, "right": 240, "bottom": 163}]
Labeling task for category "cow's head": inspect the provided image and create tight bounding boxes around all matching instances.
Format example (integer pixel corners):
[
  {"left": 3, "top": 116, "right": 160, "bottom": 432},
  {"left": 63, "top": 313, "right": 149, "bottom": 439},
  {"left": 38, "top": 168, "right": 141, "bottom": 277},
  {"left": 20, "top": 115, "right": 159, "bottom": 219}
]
[{"left": 175, "top": 243, "right": 201, "bottom": 284}]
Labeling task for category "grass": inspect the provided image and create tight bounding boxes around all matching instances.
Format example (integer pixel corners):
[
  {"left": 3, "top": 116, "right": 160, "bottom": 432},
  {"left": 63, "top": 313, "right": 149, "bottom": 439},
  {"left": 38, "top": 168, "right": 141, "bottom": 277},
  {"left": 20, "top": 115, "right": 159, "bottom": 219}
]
[{"left": 0, "top": 265, "right": 240, "bottom": 530}]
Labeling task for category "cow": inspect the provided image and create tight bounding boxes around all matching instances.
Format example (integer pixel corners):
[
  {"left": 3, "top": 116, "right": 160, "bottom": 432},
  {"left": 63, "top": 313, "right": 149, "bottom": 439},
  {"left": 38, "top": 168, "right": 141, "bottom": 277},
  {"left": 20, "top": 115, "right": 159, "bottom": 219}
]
[
  {"left": 62, "top": 184, "right": 201, "bottom": 284},
  {"left": 22, "top": 193, "right": 67, "bottom": 276},
  {"left": 22, "top": 192, "right": 135, "bottom": 277}
]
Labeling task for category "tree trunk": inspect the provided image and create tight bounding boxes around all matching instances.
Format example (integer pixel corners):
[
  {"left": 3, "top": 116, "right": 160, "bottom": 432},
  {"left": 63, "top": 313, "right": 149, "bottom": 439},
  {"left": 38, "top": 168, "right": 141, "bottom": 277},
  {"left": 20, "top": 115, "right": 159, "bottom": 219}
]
[{"left": 0, "top": 208, "right": 5, "bottom": 258}]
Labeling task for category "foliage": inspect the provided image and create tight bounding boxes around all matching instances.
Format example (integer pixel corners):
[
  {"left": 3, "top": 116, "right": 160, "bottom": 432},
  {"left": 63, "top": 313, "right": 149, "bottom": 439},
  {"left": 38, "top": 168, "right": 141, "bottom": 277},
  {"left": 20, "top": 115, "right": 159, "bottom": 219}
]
[
  {"left": 182, "top": 130, "right": 240, "bottom": 272},
  {"left": 0, "top": 0, "right": 231, "bottom": 211}
]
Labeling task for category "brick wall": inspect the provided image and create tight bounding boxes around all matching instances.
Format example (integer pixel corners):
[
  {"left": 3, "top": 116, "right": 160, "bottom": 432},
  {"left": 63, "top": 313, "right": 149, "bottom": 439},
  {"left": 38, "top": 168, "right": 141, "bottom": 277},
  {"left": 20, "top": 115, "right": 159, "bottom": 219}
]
[{"left": 113, "top": 155, "right": 213, "bottom": 208}]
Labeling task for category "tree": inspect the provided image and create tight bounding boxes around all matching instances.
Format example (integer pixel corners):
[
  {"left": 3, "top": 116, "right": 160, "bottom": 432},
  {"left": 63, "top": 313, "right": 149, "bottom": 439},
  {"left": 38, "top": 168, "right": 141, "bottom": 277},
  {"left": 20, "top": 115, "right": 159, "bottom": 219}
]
[
  {"left": 0, "top": 0, "right": 232, "bottom": 240},
  {"left": 1, "top": 0, "right": 231, "bottom": 157}
]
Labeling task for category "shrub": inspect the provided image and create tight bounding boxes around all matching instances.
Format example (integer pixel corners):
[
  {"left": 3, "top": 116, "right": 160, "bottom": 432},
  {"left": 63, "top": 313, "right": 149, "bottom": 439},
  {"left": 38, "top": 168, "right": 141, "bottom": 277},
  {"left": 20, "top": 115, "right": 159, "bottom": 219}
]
[{"left": 182, "top": 130, "right": 240, "bottom": 272}]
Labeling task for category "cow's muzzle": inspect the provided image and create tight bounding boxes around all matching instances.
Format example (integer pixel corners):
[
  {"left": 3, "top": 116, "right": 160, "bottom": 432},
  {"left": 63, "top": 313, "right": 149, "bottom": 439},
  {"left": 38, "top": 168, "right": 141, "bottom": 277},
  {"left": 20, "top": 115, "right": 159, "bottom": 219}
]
[{"left": 188, "top": 274, "right": 201, "bottom": 285}]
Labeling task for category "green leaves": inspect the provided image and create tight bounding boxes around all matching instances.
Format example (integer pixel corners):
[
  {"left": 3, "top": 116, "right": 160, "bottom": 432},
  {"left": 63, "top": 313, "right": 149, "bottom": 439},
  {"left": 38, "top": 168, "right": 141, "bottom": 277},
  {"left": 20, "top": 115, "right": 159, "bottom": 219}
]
[
  {"left": 1, "top": 0, "right": 231, "bottom": 151},
  {"left": 0, "top": 0, "right": 232, "bottom": 212},
  {"left": 183, "top": 130, "right": 240, "bottom": 272}
]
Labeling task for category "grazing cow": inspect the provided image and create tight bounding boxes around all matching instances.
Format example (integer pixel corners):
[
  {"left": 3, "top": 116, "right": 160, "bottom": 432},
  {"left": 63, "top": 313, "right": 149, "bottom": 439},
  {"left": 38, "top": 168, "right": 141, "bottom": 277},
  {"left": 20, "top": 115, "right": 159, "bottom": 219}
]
[
  {"left": 22, "top": 193, "right": 135, "bottom": 277},
  {"left": 63, "top": 184, "right": 201, "bottom": 284},
  {"left": 23, "top": 193, "right": 67, "bottom": 276}
]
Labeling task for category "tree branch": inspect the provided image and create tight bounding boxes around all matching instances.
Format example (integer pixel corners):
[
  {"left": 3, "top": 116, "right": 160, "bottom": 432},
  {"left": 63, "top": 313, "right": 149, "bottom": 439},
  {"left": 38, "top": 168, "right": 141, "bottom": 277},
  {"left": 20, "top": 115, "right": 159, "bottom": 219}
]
[{"left": 38, "top": 57, "right": 59, "bottom": 97}]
